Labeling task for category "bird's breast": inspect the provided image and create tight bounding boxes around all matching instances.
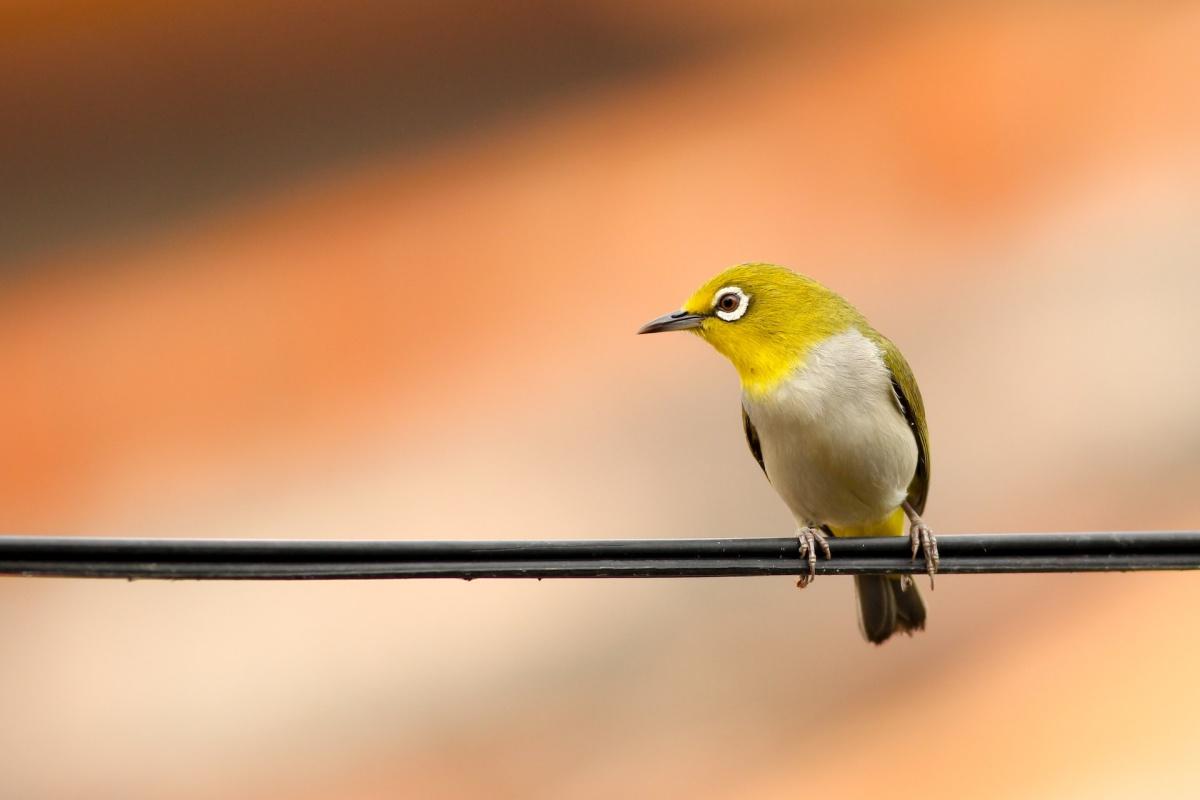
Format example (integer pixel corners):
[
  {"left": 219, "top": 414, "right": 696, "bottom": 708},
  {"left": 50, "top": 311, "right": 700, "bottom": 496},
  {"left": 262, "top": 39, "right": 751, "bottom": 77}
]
[{"left": 743, "top": 328, "right": 917, "bottom": 528}]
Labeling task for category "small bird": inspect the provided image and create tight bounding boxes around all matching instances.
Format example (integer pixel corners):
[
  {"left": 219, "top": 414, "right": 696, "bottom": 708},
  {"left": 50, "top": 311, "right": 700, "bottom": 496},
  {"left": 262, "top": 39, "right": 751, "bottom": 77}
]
[{"left": 639, "top": 263, "right": 937, "bottom": 644}]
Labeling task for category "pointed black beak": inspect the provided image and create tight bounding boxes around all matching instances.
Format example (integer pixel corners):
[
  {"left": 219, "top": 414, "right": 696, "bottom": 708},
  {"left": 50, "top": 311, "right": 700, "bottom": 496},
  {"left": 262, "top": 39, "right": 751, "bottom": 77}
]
[{"left": 637, "top": 310, "right": 705, "bottom": 334}]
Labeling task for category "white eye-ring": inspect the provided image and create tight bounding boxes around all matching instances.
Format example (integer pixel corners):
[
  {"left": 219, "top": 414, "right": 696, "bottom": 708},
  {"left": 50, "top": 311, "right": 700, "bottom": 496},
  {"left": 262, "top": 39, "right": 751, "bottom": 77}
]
[{"left": 712, "top": 286, "right": 750, "bottom": 321}]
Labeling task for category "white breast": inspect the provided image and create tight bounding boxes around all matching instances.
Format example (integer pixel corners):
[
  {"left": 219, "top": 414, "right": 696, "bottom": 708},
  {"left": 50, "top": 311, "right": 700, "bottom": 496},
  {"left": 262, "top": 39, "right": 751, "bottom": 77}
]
[{"left": 743, "top": 328, "right": 917, "bottom": 528}]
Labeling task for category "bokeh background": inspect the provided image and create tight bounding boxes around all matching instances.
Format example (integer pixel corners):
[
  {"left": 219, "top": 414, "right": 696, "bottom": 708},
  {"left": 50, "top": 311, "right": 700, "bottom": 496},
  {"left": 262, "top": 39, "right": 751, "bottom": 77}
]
[{"left": 4, "top": 2, "right": 1200, "bottom": 797}]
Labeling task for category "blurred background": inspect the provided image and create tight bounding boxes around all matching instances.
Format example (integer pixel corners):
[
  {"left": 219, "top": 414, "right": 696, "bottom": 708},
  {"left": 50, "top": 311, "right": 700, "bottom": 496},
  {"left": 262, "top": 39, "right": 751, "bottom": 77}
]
[{"left": 3, "top": 1, "right": 1200, "bottom": 797}]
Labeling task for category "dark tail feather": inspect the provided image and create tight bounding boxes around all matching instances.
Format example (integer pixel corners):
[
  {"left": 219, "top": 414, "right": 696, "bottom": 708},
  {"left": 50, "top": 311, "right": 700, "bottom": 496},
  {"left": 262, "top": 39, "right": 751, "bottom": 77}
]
[{"left": 854, "top": 575, "right": 926, "bottom": 644}]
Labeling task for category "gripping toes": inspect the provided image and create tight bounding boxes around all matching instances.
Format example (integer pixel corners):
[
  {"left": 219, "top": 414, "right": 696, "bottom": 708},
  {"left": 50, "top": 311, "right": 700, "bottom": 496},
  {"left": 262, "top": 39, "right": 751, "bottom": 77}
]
[
  {"left": 908, "top": 520, "right": 939, "bottom": 585},
  {"left": 901, "top": 501, "right": 938, "bottom": 585},
  {"left": 795, "top": 526, "right": 832, "bottom": 589}
]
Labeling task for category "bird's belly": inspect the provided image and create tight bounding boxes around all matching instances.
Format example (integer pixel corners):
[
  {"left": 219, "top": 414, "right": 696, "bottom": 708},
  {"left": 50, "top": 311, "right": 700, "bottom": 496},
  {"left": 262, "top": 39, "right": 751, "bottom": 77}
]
[
  {"left": 761, "top": 428, "right": 912, "bottom": 527},
  {"left": 745, "top": 346, "right": 918, "bottom": 528}
]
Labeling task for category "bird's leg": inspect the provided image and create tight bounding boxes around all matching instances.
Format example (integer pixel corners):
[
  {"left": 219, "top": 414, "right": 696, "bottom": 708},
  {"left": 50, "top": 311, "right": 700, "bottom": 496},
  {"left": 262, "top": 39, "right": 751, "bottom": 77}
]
[
  {"left": 795, "top": 525, "right": 832, "bottom": 589},
  {"left": 902, "top": 501, "right": 939, "bottom": 587}
]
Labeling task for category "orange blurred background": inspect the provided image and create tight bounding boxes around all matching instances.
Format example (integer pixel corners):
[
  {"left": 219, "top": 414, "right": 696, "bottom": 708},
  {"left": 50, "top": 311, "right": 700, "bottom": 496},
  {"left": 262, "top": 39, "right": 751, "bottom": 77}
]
[{"left": 3, "top": 2, "right": 1200, "bottom": 797}]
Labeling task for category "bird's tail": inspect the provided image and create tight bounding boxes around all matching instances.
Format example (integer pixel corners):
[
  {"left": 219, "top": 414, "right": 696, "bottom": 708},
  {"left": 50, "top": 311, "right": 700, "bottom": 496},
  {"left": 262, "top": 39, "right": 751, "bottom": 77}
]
[
  {"left": 854, "top": 575, "right": 926, "bottom": 645},
  {"left": 832, "top": 507, "right": 925, "bottom": 643}
]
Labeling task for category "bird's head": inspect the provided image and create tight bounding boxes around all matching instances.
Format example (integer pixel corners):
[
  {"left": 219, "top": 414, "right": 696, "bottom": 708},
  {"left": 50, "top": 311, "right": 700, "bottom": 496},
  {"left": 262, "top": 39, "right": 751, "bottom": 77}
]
[{"left": 639, "top": 263, "right": 858, "bottom": 395}]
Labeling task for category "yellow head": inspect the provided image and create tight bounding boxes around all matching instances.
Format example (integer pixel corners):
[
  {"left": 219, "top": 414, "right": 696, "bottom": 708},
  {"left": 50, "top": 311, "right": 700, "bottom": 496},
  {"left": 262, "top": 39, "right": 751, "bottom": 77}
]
[{"left": 639, "top": 263, "right": 862, "bottom": 395}]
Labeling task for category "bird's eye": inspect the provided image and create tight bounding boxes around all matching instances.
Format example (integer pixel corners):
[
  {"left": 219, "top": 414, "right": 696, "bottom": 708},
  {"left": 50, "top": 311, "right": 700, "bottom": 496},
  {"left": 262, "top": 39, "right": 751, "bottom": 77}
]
[{"left": 712, "top": 287, "right": 749, "bottom": 321}]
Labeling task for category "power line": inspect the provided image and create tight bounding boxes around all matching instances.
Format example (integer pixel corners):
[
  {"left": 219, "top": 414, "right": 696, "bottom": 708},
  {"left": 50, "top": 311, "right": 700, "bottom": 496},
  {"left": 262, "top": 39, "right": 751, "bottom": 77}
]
[{"left": 0, "top": 532, "right": 1198, "bottom": 581}]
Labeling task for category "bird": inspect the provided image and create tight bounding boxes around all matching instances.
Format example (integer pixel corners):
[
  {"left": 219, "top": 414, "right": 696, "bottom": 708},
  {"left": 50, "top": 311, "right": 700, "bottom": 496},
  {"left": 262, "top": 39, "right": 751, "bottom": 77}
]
[{"left": 638, "top": 262, "right": 937, "bottom": 644}]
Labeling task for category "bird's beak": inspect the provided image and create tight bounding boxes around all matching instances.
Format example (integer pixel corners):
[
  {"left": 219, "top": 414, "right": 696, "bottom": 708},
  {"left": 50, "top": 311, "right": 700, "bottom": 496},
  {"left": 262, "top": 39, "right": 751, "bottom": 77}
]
[{"left": 637, "top": 310, "right": 705, "bottom": 334}]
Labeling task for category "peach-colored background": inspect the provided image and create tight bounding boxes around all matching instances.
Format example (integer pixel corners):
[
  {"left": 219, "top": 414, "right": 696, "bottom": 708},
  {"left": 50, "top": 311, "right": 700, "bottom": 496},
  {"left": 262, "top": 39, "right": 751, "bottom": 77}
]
[{"left": 3, "top": 2, "right": 1199, "bottom": 798}]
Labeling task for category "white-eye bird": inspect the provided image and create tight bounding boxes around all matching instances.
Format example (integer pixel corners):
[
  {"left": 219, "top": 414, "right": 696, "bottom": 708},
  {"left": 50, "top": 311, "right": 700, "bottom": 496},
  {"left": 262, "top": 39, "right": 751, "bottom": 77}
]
[{"left": 639, "top": 263, "right": 937, "bottom": 644}]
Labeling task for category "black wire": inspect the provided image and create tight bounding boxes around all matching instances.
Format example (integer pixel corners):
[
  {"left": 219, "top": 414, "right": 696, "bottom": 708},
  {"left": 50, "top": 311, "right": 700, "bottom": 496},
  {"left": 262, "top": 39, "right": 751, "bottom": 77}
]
[{"left": 0, "top": 532, "right": 1198, "bottom": 580}]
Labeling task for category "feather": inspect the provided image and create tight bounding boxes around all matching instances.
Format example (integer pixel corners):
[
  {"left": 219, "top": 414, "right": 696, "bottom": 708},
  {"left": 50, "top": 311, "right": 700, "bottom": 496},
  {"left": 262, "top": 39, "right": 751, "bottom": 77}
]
[
  {"left": 874, "top": 334, "right": 931, "bottom": 516},
  {"left": 741, "top": 405, "right": 768, "bottom": 479}
]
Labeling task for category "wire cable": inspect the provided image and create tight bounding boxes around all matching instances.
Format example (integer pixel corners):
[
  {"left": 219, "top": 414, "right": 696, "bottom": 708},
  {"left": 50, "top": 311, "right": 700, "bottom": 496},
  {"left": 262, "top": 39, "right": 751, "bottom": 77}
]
[{"left": 1, "top": 532, "right": 1198, "bottom": 580}]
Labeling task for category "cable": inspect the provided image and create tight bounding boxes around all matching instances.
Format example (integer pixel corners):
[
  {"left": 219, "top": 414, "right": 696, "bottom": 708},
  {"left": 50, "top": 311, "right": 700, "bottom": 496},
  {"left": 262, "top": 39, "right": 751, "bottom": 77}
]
[{"left": 1, "top": 532, "right": 1198, "bottom": 580}]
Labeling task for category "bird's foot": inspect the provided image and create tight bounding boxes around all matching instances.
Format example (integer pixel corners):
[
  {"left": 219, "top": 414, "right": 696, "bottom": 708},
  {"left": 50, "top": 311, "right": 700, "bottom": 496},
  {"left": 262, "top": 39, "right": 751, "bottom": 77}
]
[
  {"left": 795, "top": 526, "right": 832, "bottom": 589},
  {"left": 902, "top": 502, "right": 939, "bottom": 587}
]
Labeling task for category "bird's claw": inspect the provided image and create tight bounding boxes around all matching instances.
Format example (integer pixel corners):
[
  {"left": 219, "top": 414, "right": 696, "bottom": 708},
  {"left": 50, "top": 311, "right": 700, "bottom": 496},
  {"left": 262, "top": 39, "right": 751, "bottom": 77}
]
[
  {"left": 908, "top": 519, "right": 939, "bottom": 588},
  {"left": 795, "top": 526, "right": 832, "bottom": 589}
]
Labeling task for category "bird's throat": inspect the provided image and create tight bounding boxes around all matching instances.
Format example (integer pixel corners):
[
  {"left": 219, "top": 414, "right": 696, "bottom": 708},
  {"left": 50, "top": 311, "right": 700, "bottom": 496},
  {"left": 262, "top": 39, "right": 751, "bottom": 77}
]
[{"left": 714, "top": 335, "right": 812, "bottom": 398}]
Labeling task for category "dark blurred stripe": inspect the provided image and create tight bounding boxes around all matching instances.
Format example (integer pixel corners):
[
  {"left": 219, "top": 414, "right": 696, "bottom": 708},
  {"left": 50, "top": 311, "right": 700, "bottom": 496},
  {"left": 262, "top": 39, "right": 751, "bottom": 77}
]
[{"left": 0, "top": 0, "right": 791, "bottom": 265}]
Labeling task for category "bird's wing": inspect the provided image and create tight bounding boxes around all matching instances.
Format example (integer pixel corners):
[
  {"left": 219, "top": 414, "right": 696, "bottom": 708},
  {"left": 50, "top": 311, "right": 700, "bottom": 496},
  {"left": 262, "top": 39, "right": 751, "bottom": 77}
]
[
  {"left": 741, "top": 405, "right": 769, "bottom": 480},
  {"left": 879, "top": 337, "right": 931, "bottom": 515}
]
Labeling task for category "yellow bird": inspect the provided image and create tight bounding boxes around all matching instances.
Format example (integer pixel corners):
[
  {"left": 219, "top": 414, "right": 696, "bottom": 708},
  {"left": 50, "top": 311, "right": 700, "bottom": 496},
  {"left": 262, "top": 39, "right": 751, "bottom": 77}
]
[{"left": 639, "top": 263, "right": 937, "bottom": 644}]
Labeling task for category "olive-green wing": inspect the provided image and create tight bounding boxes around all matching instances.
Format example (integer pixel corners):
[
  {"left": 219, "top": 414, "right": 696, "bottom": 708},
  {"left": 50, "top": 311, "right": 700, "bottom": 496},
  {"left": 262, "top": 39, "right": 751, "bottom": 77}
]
[
  {"left": 741, "top": 406, "right": 768, "bottom": 480},
  {"left": 879, "top": 338, "right": 930, "bottom": 515}
]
